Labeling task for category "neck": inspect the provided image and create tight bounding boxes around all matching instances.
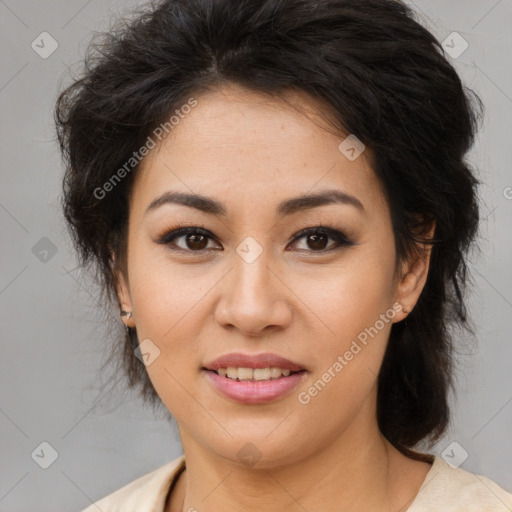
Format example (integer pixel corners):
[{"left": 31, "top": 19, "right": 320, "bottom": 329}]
[{"left": 171, "top": 398, "right": 430, "bottom": 512}]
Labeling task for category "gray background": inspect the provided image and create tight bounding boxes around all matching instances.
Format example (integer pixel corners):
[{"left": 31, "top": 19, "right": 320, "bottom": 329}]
[{"left": 1, "top": 0, "right": 511, "bottom": 510}]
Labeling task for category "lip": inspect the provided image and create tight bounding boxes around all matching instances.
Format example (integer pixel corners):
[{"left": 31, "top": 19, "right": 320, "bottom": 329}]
[
  {"left": 203, "top": 352, "right": 305, "bottom": 372},
  {"left": 203, "top": 368, "right": 307, "bottom": 404},
  {"left": 202, "top": 352, "right": 308, "bottom": 405}
]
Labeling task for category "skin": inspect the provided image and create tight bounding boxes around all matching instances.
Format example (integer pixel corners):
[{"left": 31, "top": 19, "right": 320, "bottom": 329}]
[{"left": 114, "top": 83, "right": 435, "bottom": 512}]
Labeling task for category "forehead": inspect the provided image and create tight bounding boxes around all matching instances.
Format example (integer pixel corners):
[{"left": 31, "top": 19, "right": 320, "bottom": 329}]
[{"left": 130, "top": 84, "right": 388, "bottom": 221}]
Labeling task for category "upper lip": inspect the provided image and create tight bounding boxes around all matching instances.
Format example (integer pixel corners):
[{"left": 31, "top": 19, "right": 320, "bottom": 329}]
[{"left": 203, "top": 352, "right": 306, "bottom": 372}]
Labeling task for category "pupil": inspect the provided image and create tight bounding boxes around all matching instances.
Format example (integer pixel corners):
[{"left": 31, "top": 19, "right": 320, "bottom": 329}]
[
  {"left": 187, "top": 233, "right": 207, "bottom": 250},
  {"left": 308, "top": 233, "right": 328, "bottom": 250}
]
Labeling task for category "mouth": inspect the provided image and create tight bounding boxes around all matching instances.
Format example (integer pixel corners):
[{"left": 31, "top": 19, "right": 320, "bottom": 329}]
[
  {"left": 202, "top": 368, "right": 307, "bottom": 404},
  {"left": 201, "top": 353, "right": 308, "bottom": 404}
]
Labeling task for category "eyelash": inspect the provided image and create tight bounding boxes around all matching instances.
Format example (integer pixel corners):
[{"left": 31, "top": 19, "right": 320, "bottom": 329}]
[{"left": 155, "top": 223, "right": 355, "bottom": 255}]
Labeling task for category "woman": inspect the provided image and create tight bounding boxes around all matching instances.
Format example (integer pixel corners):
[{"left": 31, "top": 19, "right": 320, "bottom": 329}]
[{"left": 55, "top": 0, "right": 512, "bottom": 510}]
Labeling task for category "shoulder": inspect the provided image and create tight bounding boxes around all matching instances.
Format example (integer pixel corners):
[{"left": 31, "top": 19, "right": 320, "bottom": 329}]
[
  {"left": 408, "top": 455, "right": 512, "bottom": 511},
  {"left": 81, "top": 455, "right": 185, "bottom": 512}
]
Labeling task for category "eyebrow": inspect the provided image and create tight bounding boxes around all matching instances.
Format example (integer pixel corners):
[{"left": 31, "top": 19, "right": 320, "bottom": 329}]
[{"left": 144, "top": 188, "right": 365, "bottom": 218}]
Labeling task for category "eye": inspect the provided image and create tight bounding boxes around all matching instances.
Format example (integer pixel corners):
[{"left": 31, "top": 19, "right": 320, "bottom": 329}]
[
  {"left": 288, "top": 225, "right": 354, "bottom": 253},
  {"left": 155, "top": 224, "right": 354, "bottom": 254},
  {"left": 155, "top": 225, "right": 221, "bottom": 252}
]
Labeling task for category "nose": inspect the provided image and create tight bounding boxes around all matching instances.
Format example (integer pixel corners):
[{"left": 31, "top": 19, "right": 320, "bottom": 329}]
[{"left": 214, "top": 249, "right": 293, "bottom": 337}]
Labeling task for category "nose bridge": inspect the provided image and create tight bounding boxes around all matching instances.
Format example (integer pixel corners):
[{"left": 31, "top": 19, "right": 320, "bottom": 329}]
[
  {"left": 215, "top": 239, "right": 292, "bottom": 334},
  {"left": 233, "top": 243, "right": 271, "bottom": 301}
]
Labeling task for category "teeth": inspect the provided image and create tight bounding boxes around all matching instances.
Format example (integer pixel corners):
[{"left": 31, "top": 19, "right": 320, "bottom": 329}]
[
  {"left": 226, "top": 367, "right": 238, "bottom": 379},
  {"left": 237, "top": 367, "right": 253, "bottom": 380},
  {"left": 270, "top": 367, "right": 283, "bottom": 379},
  {"left": 215, "top": 367, "right": 295, "bottom": 381},
  {"left": 253, "top": 368, "right": 271, "bottom": 380}
]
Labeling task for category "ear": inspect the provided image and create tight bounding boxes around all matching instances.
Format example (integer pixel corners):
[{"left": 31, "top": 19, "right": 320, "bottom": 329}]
[
  {"left": 393, "top": 221, "right": 436, "bottom": 323},
  {"left": 111, "top": 251, "right": 135, "bottom": 329}
]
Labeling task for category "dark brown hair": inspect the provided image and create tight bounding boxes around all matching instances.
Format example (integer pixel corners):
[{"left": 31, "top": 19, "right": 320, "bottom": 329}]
[{"left": 55, "top": 0, "right": 483, "bottom": 458}]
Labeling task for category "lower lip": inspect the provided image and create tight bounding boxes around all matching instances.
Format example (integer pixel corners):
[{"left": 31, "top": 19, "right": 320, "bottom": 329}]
[{"left": 203, "top": 369, "right": 307, "bottom": 404}]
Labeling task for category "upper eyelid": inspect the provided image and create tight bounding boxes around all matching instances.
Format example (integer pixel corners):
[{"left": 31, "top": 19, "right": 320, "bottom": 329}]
[{"left": 158, "top": 225, "right": 353, "bottom": 250}]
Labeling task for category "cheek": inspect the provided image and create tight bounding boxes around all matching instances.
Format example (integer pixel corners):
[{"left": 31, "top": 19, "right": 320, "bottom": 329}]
[
  {"left": 294, "top": 271, "right": 395, "bottom": 428},
  {"left": 295, "top": 241, "right": 396, "bottom": 391},
  {"left": 128, "top": 245, "right": 214, "bottom": 339},
  {"left": 302, "top": 244, "right": 396, "bottom": 335},
  {"left": 127, "top": 256, "right": 212, "bottom": 415}
]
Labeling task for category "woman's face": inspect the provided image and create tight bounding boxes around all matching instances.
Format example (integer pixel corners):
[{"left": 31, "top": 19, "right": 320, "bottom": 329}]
[{"left": 116, "top": 84, "right": 428, "bottom": 468}]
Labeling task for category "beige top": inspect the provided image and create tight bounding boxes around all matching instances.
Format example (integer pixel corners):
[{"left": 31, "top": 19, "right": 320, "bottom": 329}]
[{"left": 82, "top": 454, "right": 512, "bottom": 511}]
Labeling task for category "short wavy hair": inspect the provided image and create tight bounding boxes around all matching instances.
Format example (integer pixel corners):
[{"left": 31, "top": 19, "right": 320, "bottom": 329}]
[{"left": 55, "top": 0, "right": 483, "bottom": 459}]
